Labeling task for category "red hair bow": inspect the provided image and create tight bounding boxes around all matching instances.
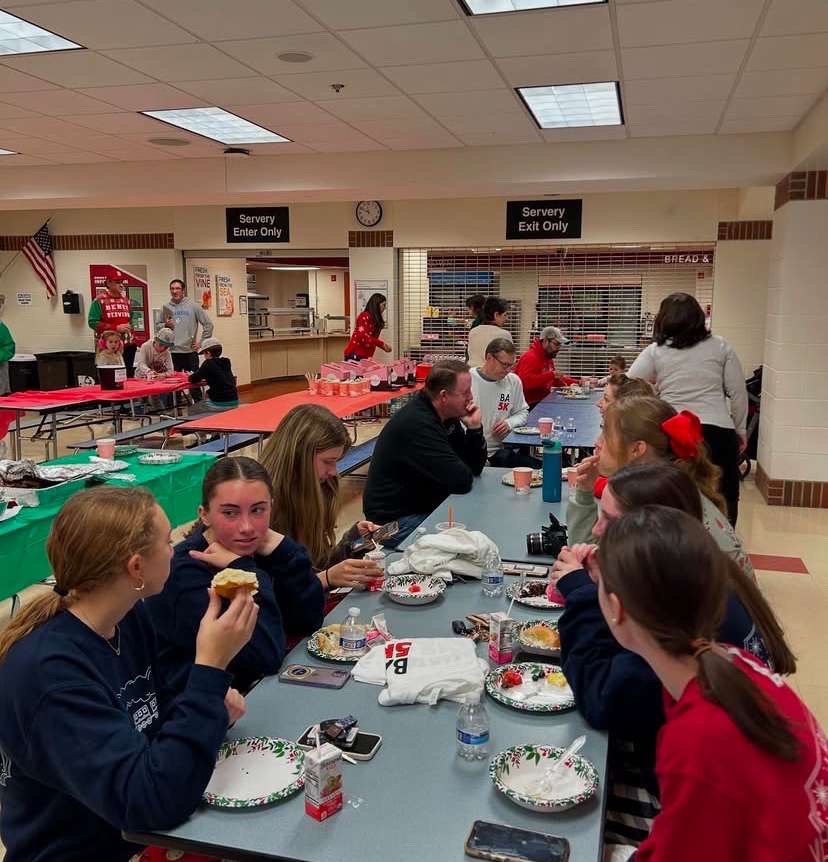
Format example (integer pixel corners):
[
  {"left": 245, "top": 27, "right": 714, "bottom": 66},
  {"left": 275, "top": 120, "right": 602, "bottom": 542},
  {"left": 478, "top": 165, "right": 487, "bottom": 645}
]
[
  {"left": 661, "top": 410, "right": 703, "bottom": 459},
  {"left": 593, "top": 476, "right": 608, "bottom": 499}
]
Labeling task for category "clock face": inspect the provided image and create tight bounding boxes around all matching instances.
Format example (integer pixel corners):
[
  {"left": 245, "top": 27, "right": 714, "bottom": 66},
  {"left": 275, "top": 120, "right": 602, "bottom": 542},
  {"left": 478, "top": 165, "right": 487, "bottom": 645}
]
[{"left": 356, "top": 200, "right": 383, "bottom": 227}]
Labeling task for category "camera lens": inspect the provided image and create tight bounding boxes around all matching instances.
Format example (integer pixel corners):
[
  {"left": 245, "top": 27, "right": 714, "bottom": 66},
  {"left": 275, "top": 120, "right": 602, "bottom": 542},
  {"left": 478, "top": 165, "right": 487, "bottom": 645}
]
[
  {"left": 526, "top": 533, "right": 543, "bottom": 555},
  {"left": 290, "top": 666, "right": 308, "bottom": 676}
]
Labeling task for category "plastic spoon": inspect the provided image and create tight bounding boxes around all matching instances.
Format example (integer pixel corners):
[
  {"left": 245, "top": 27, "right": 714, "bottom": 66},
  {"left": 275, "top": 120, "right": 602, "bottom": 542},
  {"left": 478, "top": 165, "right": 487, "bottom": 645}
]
[{"left": 528, "top": 735, "right": 587, "bottom": 797}]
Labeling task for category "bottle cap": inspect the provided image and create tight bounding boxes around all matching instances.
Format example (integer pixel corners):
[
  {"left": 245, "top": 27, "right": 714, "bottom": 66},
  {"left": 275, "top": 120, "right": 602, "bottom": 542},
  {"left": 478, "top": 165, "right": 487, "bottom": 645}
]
[{"left": 349, "top": 607, "right": 360, "bottom": 616}]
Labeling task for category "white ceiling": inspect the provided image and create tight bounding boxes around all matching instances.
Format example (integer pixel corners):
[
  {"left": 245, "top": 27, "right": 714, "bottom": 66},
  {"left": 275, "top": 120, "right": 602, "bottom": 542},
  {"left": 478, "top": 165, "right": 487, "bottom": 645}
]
[{"left": 0, "top": 0, "right": 825, "bottom": 167}]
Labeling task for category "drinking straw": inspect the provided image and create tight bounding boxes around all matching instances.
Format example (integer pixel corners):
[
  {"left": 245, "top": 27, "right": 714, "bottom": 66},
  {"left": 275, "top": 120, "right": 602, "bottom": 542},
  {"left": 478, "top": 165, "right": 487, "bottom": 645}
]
[
  {"left": 507, "top": 596, "right": 516, "bottom": 618},
  {"left": 447, "top": 506, "right": 453, "bottom": 528}
]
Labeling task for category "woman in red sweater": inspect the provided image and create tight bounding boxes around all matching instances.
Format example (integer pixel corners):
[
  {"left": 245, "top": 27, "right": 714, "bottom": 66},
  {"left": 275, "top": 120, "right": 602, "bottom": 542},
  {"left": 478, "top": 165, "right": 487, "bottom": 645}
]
[
  {"left": 344, "top": 293, "right": 391, "bottom": 360},
  {"left": 595, "top": 506, "right": 827, "bottom": 862}
]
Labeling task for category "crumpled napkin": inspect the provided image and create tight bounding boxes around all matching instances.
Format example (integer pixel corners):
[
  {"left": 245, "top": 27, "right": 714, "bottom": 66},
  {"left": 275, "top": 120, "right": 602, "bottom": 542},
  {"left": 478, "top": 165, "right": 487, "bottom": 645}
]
[{"left": 386, "top": 528, "right": 499, "bottom": 579}]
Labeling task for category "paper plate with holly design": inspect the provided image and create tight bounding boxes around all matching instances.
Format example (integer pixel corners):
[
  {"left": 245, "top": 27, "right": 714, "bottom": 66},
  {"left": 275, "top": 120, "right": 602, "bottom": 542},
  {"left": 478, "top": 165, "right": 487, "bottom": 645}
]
[
  {"left": 485, "top": 662, "right": 574, "bottom": 713},
  {"left": 204, "top": 736, "right": 305, "bottom": 808},
  {"left": 490, "top": 744, "right": 599, "bottom": 812}
]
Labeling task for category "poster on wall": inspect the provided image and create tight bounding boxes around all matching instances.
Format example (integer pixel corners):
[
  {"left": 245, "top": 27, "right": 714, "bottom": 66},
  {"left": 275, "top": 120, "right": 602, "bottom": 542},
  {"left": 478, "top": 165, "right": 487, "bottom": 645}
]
[
  {"left": 193, "top": 265, "right": 211, "bottom": 310},
  {"left": 239, "top": 295, "right": 248, "bottom": 316},
  {"left": 215, "top": 273, "right": 234, "bottom": 317},
  {"left": 89, "top": 264, "right": 150, "bottom": 346},
  {"left": 355, "top": 279, "right": 388, "bottom": 313}
]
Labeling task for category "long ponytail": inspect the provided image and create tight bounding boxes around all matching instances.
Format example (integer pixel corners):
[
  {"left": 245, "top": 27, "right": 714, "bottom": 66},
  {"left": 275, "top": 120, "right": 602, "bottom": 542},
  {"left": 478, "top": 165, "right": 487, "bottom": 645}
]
[{"left": 598, "top": 506, "right": 800, "bottom": 761}]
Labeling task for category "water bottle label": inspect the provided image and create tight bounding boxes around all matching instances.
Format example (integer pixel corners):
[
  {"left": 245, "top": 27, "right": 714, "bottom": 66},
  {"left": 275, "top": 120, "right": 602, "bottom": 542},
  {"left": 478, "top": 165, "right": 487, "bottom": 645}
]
[
  {"left": 483, "top": 573, "right": 503, "bottom": 586},
  {"left": 457, "top": 730, "right": 489, "bottom": 746},
  {"left": 341, "top": 636, "right": 366, "bottom": 651}
]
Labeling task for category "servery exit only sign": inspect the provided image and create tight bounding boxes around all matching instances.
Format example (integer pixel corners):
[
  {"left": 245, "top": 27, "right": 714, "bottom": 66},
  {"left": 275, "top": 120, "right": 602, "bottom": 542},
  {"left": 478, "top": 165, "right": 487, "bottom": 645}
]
[{"left": 506, "top": 199, "right": 582, "bottom": 240}]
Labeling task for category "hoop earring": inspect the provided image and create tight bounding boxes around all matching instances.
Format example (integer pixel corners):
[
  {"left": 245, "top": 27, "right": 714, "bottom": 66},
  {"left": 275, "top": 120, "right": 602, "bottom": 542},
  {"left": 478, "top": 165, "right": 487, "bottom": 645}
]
[{"left": 133, "top": 578, "right": 145, "bottom": 592}]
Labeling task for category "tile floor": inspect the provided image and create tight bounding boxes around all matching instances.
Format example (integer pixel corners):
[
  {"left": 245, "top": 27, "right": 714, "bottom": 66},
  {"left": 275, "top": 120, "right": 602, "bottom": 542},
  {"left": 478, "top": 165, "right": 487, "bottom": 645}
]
[{"left": 1, "top": 387, "right": 827, "bottom": 859}]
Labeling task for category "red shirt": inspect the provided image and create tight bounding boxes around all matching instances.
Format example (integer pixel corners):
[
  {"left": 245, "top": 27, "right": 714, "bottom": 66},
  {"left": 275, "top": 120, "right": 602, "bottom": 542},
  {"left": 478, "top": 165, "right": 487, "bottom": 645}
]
[
  {"left": 636, "top": 650, "right": 828, "bottom": 862},
  {"left": 95, "top": 295, "right": 132, "bottom": 336},
  {"left": 514, "top": 338, "right": 577, "bottom": 404},
  {"left": 344, "top": 311, "right": 384, "bottom": 359}
]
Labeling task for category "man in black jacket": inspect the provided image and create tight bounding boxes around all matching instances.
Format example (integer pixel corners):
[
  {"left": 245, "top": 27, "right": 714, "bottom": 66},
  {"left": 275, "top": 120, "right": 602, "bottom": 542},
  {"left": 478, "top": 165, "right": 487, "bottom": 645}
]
[{"left": 364, "top": 359, "right": 487, "bottom": 545}]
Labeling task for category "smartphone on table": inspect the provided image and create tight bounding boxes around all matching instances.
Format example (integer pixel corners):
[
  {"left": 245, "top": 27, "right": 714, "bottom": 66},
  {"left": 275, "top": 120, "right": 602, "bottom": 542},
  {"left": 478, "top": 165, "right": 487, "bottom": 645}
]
[
  {"left": 464, "top": 820, "right": 570, "bottom": 862},
  {"left": 278, "top": 664, "right": 350, "bottom": 689},
  {"left": 297, "top": 725, "right": 383, "bottom": 761},
  {"left": 350, "top": 520, "right": 400, "bottom": 554}
]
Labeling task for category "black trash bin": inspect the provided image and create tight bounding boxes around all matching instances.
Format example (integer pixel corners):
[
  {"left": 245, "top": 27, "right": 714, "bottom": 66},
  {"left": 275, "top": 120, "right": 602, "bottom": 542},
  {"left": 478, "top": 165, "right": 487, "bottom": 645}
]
[
  {"left": 67, "top": 351, "right": 96, "bottom": 387},
  {"left": 8, "top": 356, "right": 39, "bottom": 392},
  {"left": 35, "top": 352, "right": 72, "bottom": 390}
]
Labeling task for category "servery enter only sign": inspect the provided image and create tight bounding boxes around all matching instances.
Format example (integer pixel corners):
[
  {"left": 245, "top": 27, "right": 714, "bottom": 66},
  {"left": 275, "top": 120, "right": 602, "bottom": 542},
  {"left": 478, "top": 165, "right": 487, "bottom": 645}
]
[{"left": 226, "top": 207, "right": 290, "bottom": 243}]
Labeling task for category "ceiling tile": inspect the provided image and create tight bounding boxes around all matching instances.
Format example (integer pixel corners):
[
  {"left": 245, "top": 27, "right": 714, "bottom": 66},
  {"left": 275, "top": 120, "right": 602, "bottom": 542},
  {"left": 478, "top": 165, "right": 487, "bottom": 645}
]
[
  {"left": 0, "top": 66, "right": 61, "bottom": 93},
  {"left": 339, "top": 21, "right": 484, "bottom": 67},
  {"left": 726, "top": 93, "right": 817, "bottom": 118},
  {"left": 0, "top": 134, "right": 86, "bottom": 154},
  {"left": 119, "top": 132, "right": 226, "bottom": 155},
  {"left": 261, "top": 119, "right": 357, "bottom": 140},
  {"left": 314, "top": 95, "right": 427, "bottom": 121},
  {"left": 497, "top": 51, "right": 618, "bottom": 87},
  {"left": 217, "top": 33, "right": 367, "bottom": 74},
  {"left": 0, "top": 116, "right": 91, "bottom": 140},
  {"left": 58, "top": 112, "right": 167, "bottom": 133},
  {"left": 414, "top": 89, "right": 521, "bottom": 117},
  {"left": 43, "top": 150, "right": 118, "bottom": 163},
  {"left": 0, "top": 154, "right": 53, "bottom": 166},
  {"left": 381, "top": 60, "right": 504, "bottom": 94},
  {"left": 173, "top": 77, "right": 302, "bottom": 105},
  {"left": 623, "top": 41, "right": 750, "bottom": 79},
  {"left": 381, "top": 133, "right": 463, "bottom": 149},
  {"left": 626, "top": 101, "right": 724, "bottom": 125},
  {"left": 275, "top": 68, "right": 401, "bottom": 101},
  {"left": 100, "top": 44, "right": 253, "bottom": 82},
  {"left": 624, "top": 74, "right": 736, "bottom": 105},
  {"left": 300, "top": 0, "right": 458, "bottom": 29},
  {"left": 540, "top": 125, "right": 627, "bottom": 141},
  {"left": 78, "top": 83, "right": 208, "bottom": 111},
  {"left": 2, "top": 0, "right": 77, "bottom": 6},
  {"left": 230, "top": 101, "right": 336, "bottom": 125},
  {"left": 140, "top": 0, "right": 324, "bottom": 40},
  {"left": 617, "top": 0, "right": 764, "bottom": 48},
  {"left": 14, "top": 0, "right": 198, "bottom": 49},
  {"left": 720, "top": 115, "right": 801, "bottom": 133},
  {"left": 0, "top": 102, "right": 43, "bottom": 120},
  {"left": 747, "top": 34, "right": 828, "bottom": 71},
  {"left": 628, "top": 117, "right": 718, "bottom": 136},
  {"left": 352, "top": 116, "right": 454, "bottom": 137},
  {"left": 243, "top": 141, "right": 312, "bottom": 154},
  {"left": 0, "top": 89, "right": 118, "bottom": 116},
  {"left": 455, "top": 128, "right": 541, "bottom": 146},
  {"left": 2, "top": 51, "right": 153, "bottom": 88},
  {"left": 471, "top": 6, "right": 613, "bottom": 57},
  {"left": 306, "top": 138, "right": 387, "bottom": 152},
  {"left": 762, "top": 0, "right": 828, "bottom": 37},
  {"left": 735, "top": 68, "right": 828, "bottom": 98}
]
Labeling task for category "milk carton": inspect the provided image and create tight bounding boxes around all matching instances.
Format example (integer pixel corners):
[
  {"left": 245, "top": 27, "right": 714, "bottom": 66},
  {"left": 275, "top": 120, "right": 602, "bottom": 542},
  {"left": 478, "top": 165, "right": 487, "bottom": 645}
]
[
  {"left": 488, "top": 612, "right": 514, "bottom": 665},
  {"left": 304, "top": 742, "right": 343, "bottom": 821}
]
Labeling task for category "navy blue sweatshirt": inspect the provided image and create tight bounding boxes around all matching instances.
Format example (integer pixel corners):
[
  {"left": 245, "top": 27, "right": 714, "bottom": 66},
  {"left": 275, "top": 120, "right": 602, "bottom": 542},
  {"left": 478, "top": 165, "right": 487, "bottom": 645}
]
[
  {"left": 557, "top": 568, "right": 770, "bottom": 796},
  {"left": 364, "top": 390, "right": 488, "bottom": 523},
  {"left": 0, "top": 603, "right": 230, "bottom": 862},
  {"left": 145, "top": 528, "right": 324, "bottom": 694},
  {"left": 188, "top": 356, "right": 237, "bottom": 404}
]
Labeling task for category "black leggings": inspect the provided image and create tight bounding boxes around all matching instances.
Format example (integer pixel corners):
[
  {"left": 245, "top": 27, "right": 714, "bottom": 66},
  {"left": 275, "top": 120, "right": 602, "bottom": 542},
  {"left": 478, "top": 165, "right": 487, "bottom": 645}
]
[{"left": 701, "top": 424, "right": 740, "bottom": 527}]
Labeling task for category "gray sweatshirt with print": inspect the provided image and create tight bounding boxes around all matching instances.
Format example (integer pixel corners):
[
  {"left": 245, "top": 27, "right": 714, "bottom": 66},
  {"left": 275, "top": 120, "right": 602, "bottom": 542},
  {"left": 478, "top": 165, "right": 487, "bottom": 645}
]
[{"left": 161, "top": 297, "right": 214, "bottom": 353}]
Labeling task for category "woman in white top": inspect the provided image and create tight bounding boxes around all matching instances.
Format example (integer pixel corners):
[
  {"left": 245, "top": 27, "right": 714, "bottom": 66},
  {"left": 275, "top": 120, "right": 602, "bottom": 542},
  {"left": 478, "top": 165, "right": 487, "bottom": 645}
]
[
  {"left": 466, "top": 297, "right": 512, "bottom": 367},
  {"left": 628, "top": 292, "right": 748, "bottom": 526}
]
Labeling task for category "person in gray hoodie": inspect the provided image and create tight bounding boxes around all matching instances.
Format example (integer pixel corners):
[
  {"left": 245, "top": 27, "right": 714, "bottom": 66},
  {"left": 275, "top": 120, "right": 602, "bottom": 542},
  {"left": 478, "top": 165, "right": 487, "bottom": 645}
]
[{"left": 163, "top": 278, "right": 214, "bottom": 402}]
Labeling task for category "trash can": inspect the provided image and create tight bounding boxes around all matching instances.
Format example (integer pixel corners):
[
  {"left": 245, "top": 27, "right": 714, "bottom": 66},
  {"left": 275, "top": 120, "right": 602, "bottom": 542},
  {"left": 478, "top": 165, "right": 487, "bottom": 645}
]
[
  {"left": 34, "top": 352, "right": 72, "bottom": 390},
  {"left": 67, "top": 351, "right": 96, "bottom": 387},
  {"left": 8, "top": 354, "right": 39, "bottom": 392}
]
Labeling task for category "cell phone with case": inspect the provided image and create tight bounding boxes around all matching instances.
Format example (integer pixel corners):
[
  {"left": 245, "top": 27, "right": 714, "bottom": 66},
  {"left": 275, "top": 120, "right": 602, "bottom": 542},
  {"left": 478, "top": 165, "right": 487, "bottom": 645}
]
[
  {"left": 464, "top": 820, "right": 570, "bottom": 862},
  {"left": 350, "top": 520, "right": 400, "bottom": 554},
  {"left": 297, "top": 726, "right": 383, "bottom": 761},
  {"left": 278, "top": 664, "right": 350, "bottom": 689}
]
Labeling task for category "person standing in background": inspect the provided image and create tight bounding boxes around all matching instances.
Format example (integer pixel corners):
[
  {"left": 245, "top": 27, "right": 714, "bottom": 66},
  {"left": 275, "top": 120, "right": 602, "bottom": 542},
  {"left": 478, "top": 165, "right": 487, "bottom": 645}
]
[
  {"left": 628, "top": 292, "right": 748, "bottom": 526},
  {"left": 163, "top": 278, "right": 213, "bottom": 403},
  {"left": 0, "top": 310, "right": 14, "bottom": 396},
  {"left": 514, "top": 325, "right": 577, "bottom": 408},
  {"left": 344, "top": 292, "right": 391, "bottom": 360},
  {"left": 466, "top": 294, "right": 486, "bottom": 329},
  {"left": 88, "top": 273, "right": 138, "bottom": 376},
  {"left": 466, "top": 297, "right": 512, "bottom": 368}
]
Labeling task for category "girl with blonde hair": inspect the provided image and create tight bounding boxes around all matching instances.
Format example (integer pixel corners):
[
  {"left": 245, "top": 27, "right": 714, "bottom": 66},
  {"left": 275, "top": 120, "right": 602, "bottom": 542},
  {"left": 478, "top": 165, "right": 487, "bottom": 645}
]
[
  {"left": 260, "top": 404, "right": 383, "bottom": 591},
  {"left": 0, "top": 486, "right": 256, "bottom": 862}
]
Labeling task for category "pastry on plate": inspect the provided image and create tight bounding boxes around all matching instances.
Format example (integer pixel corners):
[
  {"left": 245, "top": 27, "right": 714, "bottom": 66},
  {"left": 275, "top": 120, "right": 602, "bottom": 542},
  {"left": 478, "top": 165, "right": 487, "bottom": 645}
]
[{"left": 211, "top": 568, "right": 259, "bottom": 600}]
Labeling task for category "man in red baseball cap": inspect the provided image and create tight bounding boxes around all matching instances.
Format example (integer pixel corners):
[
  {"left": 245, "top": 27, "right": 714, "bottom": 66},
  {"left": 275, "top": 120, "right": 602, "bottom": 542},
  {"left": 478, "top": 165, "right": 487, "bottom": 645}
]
[{"left": 88, "top": 270, "right": 139, "bottom": 375}]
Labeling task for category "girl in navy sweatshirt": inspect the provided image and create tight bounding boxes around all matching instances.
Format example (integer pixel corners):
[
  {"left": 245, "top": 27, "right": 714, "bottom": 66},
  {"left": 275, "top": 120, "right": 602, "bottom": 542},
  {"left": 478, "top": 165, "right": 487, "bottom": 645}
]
[
  {"left": 552, "top": 462, "right": 795, "bottom": 847},
  {"left": 0, "top": 486, "right": 258, "bottom": 862},
  {"left": 146, "top": 456, "right": 325, "bottom": 695},
  {"left": 596, "top": 507, "right": 825, "bottom": 862}
]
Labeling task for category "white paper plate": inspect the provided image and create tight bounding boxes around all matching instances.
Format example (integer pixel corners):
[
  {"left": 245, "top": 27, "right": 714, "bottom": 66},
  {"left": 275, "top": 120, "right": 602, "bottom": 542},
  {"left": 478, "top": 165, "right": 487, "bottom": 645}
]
[
  {"left": 506, "top": 581, "right": 564, "bottom": 610},
  {"left": 513, "top": 426, "right": 540, "bottom": 436},
  {"left": 384, "top": 574, "right": 446, "bottom": 605},
  {"left": 204, "top": 736, "right": 305, "bottom": 808},
  {"left": 138, "top": 451, "right": 182, "bottom": 465},
  {"left": 0, "top": 504, "right": 21, "bottom": 523},
  {"left": 485, "top": 662, "right": 574, "bottom": 713},
  {"left": 517, "top": 620, "right": 561, "bottom": 658},
  {"left": 306, "top": 626, "right": 361, "bottom": 663},
  {"left": 501, "top": 470, "right": 543, "bottom": 488}
]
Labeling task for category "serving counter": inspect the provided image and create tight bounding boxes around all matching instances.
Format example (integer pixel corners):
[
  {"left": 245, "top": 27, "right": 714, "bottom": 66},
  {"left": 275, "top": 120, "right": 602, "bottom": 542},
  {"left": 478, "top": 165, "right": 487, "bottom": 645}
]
[{"left": 249, "top": 333, "right": 350, "bottom": 381}]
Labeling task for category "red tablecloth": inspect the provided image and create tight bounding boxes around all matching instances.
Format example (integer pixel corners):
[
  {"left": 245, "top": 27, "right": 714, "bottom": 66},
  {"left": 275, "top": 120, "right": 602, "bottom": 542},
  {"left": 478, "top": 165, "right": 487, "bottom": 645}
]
[{"left": 179, "top": 385, "right": 422, "bottom": 435}]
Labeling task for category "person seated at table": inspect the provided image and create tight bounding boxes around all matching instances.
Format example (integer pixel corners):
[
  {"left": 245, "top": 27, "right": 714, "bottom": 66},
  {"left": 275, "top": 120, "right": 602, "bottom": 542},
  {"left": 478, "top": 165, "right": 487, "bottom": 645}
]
[
  {"left": 95, "top": 329, "right": 125, "bottom": 366},
  {"left": 260, "top": 404, "right": 384, "bottom": 595},
  {"left": 187, "top": 337, "right": 239, "bottom": 412},
  {"left": 552, "top": 463, "right": 792, "bottom": 848},
  {"left": 343, "top": 292, "right": 391, "bottom": 360},
  {"left": 597, "top": 353, "right": 626, "bottom": 386},
  {"left": 134, "top": 328, "right": 175, "bottom": 380},
  {"left": 514, "top": 325, "right": 577, "bottom": 408},
  {"left": 466, "top": 297, "right": 512, "bottom": 368},
  {"left": 145, "top": 457, "right": 324, "bottom": 695},
  {"left": 589, "top": 507, "right": 821, "bottom": 861},
  {"left": 470, "top": 337, "right": 537, "bottom": 468},
  {"left": 466, "top": 293, "right": 486, "bottom": 329},
  {"left": 363, "top": 360, "right": 488, "bottom": 547},
  {"left": 0, "top": 486, "right": 256, "bottom": 862},
  {"left": 597, "top": 372, "right": 653, "bottom": 416}
]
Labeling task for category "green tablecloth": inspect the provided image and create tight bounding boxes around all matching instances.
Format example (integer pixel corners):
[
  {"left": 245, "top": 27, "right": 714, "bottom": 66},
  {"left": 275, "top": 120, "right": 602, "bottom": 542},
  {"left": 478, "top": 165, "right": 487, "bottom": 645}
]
[{"left": 0, "top": 451, "right": 216, "bottom": 601}]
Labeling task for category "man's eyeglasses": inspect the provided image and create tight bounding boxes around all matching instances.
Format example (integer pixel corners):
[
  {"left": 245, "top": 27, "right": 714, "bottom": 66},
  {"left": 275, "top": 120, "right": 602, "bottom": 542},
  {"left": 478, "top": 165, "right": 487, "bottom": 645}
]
[{"left": 493, "top": 354, "right": 516, "bottom": 370}]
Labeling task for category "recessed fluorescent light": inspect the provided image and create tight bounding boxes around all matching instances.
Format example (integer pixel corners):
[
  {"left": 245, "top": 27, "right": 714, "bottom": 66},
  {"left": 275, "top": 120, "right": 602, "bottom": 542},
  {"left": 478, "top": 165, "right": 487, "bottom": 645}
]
[
  {"left": 518, "top": 82, "right": 623, "bottom": 129},
  {"left": 0, "top": 9, "right": 81, "bottom": 55},
  {"left": 462, "top": 0, "right": 605, "bottom": 13},
  {"left": 141, "top": 107, "right": 290, "bottom": 145},
  {"left": 0, "top": 148, "right": 17, "bottom": 155}
]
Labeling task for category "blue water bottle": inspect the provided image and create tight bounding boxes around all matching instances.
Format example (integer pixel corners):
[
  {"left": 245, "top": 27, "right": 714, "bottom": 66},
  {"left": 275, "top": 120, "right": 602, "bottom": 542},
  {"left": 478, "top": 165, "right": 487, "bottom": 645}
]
[{"left": 542, "top": 441, "right": 562, "bottom": 503}]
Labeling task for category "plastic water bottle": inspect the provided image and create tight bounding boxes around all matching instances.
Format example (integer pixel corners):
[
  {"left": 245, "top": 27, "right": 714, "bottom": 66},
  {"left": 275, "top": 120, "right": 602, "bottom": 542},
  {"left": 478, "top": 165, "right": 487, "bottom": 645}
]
[
  {"left": 567, "top": 416, "right": 576, "bottom": 433},
  {"left": 341, "top": 607, "right": 367, "bottom": 656},
  {"left": 456, "top": 695, "right": 490, "bottom": 760},
  {"left": 481, "top": 550, "right": 504, "bottom": 598}
]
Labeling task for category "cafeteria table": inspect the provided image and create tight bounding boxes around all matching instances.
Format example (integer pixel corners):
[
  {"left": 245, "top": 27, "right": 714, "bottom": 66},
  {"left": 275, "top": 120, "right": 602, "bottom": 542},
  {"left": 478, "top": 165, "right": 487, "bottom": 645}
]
[
  {"left": 126, "top": 470, "right": 608, "bottom": 862},
  {"left": 0, "top": 449, "right": 216, "bottom": 603},
  {"left": 503, "top": 390, "right": 603, "bottom": 451}
]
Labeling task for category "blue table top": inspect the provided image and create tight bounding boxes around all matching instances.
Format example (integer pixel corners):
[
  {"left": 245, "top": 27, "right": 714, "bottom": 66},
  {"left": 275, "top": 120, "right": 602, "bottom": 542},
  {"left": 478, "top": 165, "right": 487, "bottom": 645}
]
[{"left": 504, "top": 389, "right": 603, "bottom": 449}]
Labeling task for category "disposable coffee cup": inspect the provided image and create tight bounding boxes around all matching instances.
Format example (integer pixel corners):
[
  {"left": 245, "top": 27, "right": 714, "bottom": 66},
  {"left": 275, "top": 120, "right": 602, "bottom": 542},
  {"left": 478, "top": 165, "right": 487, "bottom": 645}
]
[
  {"left": 538, "top": 418, "right": 554, "bottom": 439},
  {"left": 513, "top": 467, "right": 533, "bottom": 494},
  {"left": 96, "top": 438, "right": 116, "bottom": 460}
]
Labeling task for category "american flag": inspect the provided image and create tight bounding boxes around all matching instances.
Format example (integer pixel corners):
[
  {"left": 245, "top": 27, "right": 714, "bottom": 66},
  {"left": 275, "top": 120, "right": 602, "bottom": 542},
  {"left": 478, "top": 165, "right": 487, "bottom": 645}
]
[{"left": 22, "top": 222, "right": 57, "bottom": 299}]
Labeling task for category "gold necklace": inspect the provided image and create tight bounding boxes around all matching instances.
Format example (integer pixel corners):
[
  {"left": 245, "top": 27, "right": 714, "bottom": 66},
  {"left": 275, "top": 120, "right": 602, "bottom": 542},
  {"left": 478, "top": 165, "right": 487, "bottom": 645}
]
[{"left": 71, "top": 608, "right": 121, "bottom": 656}]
